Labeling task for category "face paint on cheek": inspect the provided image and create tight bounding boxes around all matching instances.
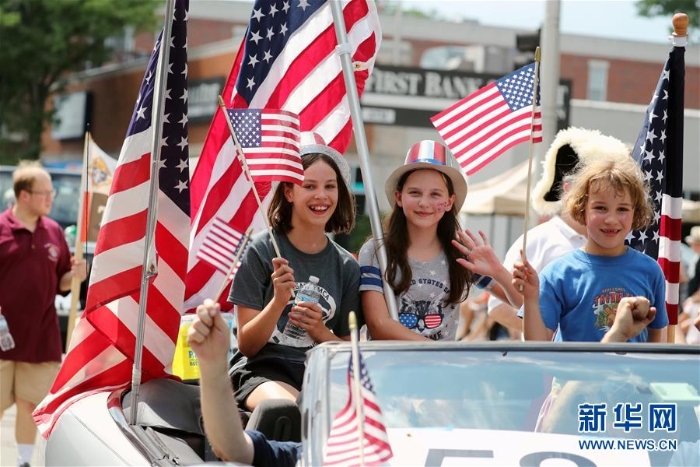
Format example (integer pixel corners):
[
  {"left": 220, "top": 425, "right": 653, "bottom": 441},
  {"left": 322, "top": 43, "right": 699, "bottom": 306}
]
[{"left": 435, "top": 201, "right": 448, "bottom": 213}]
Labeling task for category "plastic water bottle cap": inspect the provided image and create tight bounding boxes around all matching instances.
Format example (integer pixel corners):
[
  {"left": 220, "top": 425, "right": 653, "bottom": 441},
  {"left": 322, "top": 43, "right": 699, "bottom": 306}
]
[{"left": 309, "top": 275, "right": 319, "bottom": 283}]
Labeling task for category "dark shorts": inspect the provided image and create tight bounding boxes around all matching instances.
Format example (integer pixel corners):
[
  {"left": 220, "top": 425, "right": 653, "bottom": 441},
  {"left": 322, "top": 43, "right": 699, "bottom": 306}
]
[{"left": 230, "top": 354, "right": 305, "bottom": 407}]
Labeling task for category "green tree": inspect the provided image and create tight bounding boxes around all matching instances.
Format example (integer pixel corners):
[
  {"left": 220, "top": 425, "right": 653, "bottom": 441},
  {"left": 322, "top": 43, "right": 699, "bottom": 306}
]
[
  {"left": 0, "top": 0, "right": 160, "bottom": 163},
  {"left": 636, "top": 0, "right": 698, "bottom": 37}
]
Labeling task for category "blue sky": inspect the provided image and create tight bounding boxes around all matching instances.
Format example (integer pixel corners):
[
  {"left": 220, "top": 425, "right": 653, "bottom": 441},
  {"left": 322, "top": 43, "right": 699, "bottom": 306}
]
[{"left": 402, "top": 0, "right": 676, "bottom": 43}]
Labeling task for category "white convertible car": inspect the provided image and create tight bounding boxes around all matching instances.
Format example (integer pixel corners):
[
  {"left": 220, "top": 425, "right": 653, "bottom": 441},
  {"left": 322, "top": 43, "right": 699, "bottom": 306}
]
[{"left": 46, "top": 341, "right": 700, "bottom": 466}]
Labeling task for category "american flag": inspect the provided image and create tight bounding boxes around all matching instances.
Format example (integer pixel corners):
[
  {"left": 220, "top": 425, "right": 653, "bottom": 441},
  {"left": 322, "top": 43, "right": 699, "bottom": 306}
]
[
  {"left": 627, "top": 44, "right": 685, "bottom": 325},
  {"left": 431, "top": 63, "right": 543, "bottom": 176},
  {"left": 226, "top": 108, "right": 303, "bottom": 184},
  {"left": 323, "top": 351, "right": 393, "bottom": 466},
  {"left": 184, "top": 0, "right": 381, "bottom": 311},
  {"left": 34, "top": 0, "right": 190, "bottom": 437},
  {"left": 196, "top": 217, "right": 244, "bottom": 274}
]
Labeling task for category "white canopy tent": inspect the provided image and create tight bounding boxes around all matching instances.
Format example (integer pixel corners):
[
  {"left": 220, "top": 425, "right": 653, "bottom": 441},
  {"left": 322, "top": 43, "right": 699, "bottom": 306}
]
[
  {"left": 462, "top": 162, "right": 700, "bottom": 224},
  {"left": 461, "top": 162, "right": 529, "bottom": 218}
]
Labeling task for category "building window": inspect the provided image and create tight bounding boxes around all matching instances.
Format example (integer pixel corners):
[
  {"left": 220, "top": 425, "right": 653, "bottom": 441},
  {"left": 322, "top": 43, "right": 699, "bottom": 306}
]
[{"left": 587, "top": 60, "right": 609, "bottom": 101}]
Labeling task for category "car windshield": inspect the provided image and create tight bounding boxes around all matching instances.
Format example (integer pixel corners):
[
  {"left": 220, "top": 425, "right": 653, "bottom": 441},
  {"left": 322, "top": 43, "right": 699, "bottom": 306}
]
[{"left": 320, "top": 345, "right": 700, "bottom": 466}]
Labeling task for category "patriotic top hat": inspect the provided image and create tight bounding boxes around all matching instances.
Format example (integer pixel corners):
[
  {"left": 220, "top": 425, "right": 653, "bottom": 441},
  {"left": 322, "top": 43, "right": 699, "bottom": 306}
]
[
  {"left": 299, "top": 131, "right": 351, "bottom": 189},
  {"left": 531, "top": 127, "right": 629, "bottom": 216},
  {"left": 385, "top": 140, "right": 468, "bottom": 211}
]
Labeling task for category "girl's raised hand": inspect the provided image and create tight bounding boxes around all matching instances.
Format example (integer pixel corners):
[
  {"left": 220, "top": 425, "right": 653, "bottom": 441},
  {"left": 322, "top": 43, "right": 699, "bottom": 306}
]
[
  {"left": 270, "top": 257, "right": 295, "bottom": 307},
  {"left": 453, "top": 229, "right": 502, "bottom": 277}
]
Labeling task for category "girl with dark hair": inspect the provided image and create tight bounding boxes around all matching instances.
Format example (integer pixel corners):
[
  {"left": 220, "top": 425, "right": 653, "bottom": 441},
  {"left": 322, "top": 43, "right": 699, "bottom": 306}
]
[
  {"left": 358, "top": 140, "right": 473, "bottom": 341},
  {"left": 228, "top": 132, "right": 361, "bottom": 411}
]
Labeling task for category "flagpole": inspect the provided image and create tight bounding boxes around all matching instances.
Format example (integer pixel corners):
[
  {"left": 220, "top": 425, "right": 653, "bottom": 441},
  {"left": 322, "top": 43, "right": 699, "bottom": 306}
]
[
  {"left": 214, "top": 227, "right": 254, "bottom": 303},
  {"left": 521, "top": 47, "right": 542, "bottom": 272},
  {"left": 667, "top": 13, "right": 688, "bottom": 344},
  {"left": 129, "top": 0, "right": 176, "bottom": 425},
  {"left": 216, "top": 97, "right": 285, "bottom": 261},
  {"left": 329, "top": 1, "right": 399, "bottom": 321},
  {"left": 349, "top": 311, "right": 365, "bottom": 467},
  {"left": 66, "top": 131, "right": 91, "bottom": 347}
]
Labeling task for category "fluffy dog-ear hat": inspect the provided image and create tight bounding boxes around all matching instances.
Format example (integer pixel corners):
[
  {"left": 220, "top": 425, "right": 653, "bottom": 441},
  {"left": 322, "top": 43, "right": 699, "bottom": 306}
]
[{"left": 531, "top": 127, "right": 629, "bottom": 216}]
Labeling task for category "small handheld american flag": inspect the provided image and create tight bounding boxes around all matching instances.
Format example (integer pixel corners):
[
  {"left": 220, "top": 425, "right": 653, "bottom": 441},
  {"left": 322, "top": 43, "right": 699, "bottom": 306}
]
[
  {"left": 431, "top": 62, "right": 542, "bottom": 176},
  {"left": 323, "top": 350, "right": 393, "bottom": 466},
  {"left": 226, "top": 108, "right": 303, "bottom": 185}
]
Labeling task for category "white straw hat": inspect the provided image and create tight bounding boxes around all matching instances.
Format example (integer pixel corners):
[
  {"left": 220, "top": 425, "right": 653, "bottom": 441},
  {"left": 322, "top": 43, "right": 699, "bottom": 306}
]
[{"left": 299, "top": 132, "right": 351, "bottom": 189}]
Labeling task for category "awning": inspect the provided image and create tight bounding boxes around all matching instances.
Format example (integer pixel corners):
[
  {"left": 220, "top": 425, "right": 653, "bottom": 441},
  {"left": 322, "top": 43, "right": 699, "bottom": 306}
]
[
  {"left": 461, "top": 162, "right": 528, "bottom": 217},
  {"left": 462, "top": 163, "right": 700, "bottom": 223}
]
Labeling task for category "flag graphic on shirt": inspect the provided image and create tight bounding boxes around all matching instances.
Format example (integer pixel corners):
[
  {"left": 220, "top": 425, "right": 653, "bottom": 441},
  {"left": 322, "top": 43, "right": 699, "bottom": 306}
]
[
  {"left": 226, "top": 108, "right": 303, "bottom": 185},
  {"left": 627, "top": 45, "right": 685, "bottom": 325},
  {"left": 34, "top": 0, "right": 190, "bottom": 437},
  {"left": 323, "top": 350, "right": 393, "bottom": 466},
  {"left": 184, "top": 0, "right": 381, "bottom": 311},
  {"left": 431, "top": 62, "right": 542, "bottom": 176}
]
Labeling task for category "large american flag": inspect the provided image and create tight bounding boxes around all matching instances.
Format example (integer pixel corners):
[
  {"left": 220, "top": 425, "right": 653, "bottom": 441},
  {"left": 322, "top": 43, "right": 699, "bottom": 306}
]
[
  {"left": 34, "top": 0, "right": 190, "bottom": 436},
  {"left": 226, "top": 108, "right": 303, "bottom": 184},
  {"left": 323, "top": 351, "right": 393, "bottom": 466},
  {"left": 431, "top": 63, "right": 543, "bottom": 176},
  {"left": 627, "top": 44, "right": 685, "bottom": 325},
  {"left": 185, "top": 0, "right": 381, "bottom": 311}
]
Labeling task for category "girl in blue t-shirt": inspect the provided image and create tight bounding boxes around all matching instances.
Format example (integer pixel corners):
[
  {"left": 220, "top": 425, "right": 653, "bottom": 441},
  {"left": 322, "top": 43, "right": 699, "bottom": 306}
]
[{"left": 513, "top": 155, "right": 668, "bottom": 342}]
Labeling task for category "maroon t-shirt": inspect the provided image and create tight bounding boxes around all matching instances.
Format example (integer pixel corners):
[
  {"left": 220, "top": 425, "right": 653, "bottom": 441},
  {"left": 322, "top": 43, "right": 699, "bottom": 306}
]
[{"left": 0, "top": 208, "right": 71, "bottom": 362}]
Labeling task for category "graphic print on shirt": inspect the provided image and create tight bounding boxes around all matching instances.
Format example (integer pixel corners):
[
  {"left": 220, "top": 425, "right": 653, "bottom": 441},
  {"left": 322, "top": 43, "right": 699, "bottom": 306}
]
[
  {"left": 271, "top": 280, "right": 336, "bottom": 348},
  {"left": 398, "top": 295, "right": 446, "bottom": 340},
  {"left": 592, "top": 288, "right": 633, "bottom": 331},
  {"left": 45, "top": 243, "right": 60, "bottom": 262}
]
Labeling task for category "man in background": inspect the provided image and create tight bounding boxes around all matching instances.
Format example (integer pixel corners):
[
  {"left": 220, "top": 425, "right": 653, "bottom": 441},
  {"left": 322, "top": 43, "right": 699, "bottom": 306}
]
[{"left": 0, "top": 161, "right": 87, "bottom": 467}]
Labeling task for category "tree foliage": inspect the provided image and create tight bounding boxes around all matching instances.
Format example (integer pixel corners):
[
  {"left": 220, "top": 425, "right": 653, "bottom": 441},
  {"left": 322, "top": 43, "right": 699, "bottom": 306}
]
[
  {"left": 0, "top": 0, "right": 160, "bottom": 163},
  {"left": 635, "top": 0, "right": 698, "bottom": 37}
]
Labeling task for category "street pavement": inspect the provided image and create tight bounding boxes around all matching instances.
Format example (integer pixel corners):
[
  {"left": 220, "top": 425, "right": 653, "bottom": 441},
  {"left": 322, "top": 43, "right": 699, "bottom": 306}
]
[{"left": 1, "top": 404, "right": 45, "bottom": 467}]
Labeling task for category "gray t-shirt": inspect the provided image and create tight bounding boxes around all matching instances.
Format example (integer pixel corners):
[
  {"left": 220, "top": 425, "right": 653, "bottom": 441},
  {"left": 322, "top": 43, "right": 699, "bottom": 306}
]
[
  {"left": 358, "top": 240, "right": 459, "bottom": 341},
  {"left": 230, "top": 230, "right": 361, "bottom": 363}
]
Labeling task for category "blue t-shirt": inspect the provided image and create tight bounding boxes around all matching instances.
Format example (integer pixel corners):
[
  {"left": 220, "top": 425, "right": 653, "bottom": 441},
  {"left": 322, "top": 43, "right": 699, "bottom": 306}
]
[
  {"left": 518, "top": 248, "right": 668, "bottom": 342},
  {"left": 247, "top": 429, "right": 301, "bottom": 467}
]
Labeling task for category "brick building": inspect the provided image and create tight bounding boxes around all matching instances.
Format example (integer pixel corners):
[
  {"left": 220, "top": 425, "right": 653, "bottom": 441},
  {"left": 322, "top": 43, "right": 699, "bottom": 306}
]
[{"left": 42, "top": 1, "right": 699, "bottom": 200}]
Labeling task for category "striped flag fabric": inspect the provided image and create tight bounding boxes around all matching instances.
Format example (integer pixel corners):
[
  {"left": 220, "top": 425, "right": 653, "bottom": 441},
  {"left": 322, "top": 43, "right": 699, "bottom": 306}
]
[
  {"left": 431, "top": 62, "right": 543, "bottom": 176},
  {"left": 627, "top": 43, "right": 685, "bottom": 325},
  {"left": 226, "top": 108, "right": 303, "bottom": 184},
  {"left": 323, "top": 351, "right": 393, "bottom": 466},
  {"left": 33, "top": 0, "right": 190, "bottom": 437},
  {"left": 184, "top": 0, "right": 381, "bottom": 312},
  {"left": 196, "top": 217, "right": 244, "bottom": 274}
]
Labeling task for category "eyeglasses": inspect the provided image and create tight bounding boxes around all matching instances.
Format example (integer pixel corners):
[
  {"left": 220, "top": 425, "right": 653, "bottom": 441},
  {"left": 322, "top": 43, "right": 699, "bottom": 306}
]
[{"left": 29, "top": 189, "right": 56, "bottom": 198}]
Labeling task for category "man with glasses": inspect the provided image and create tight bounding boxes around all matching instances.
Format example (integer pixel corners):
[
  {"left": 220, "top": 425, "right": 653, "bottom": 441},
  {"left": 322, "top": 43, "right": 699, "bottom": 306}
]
[{"left": 0, "top": 161, "right": 87, "bottom": 467}]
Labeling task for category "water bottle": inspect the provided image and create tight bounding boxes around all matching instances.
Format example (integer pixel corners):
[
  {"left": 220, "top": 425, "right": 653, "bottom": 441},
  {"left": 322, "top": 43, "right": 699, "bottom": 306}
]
[
  {"left": 283, "top": 275, "right": 322, "bottom": 340},
  {"left": 0, "top": 307, "right": 15, "bottom": 352}
]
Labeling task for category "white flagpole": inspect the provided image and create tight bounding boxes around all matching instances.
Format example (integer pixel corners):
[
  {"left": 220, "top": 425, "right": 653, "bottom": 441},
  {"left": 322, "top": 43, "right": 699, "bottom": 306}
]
[
  {"left": 217, "top": 99, "right": 299, "bottom": 300},
  {"left": 329, "top": 1, "right": 399, "bottom": 321},
  {"left": 216, "top": 97, "right": 285, "bottom": 260},
  {"left": 129, "top": 0, "right": 176, "bottom": 424},
  {"left": 214, "top": 227, "right": 254, "bottom": 303},
  {"left": 521, "top": 47, "right": 542, "bottom": 271},
  {"left": 349, "top": 311, "right": 365, "bottom": 467},
  {"left": 66, "top": 131, "right": 91, "bottom": 347}
]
